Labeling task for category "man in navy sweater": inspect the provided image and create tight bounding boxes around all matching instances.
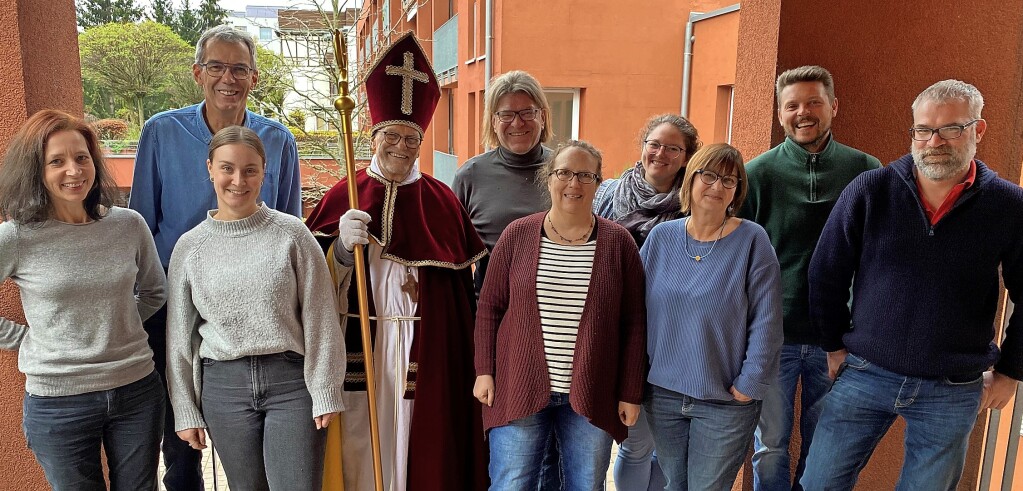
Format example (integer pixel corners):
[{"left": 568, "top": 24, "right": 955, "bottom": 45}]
[{"left": 803, "top": 79, "right": 1023, "bottom": 490}]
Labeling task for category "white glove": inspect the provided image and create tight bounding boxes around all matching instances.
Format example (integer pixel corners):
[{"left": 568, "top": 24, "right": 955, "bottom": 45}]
[{"left": 338, "top": 209, "right": 371, "bottom": 252}]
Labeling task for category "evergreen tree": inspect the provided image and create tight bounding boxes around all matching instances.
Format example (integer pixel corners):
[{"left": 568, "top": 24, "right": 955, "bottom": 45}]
[
  {"left": 176, "top": 0, "right": 203, "bottom": 45},
  {"left": 196, "top": 0, "right": 229, "bottom": 33},
  {"left": 148, "top": 0, "right": 176, "bottom": 26},
  {"left": 77, "top": 0, "right": 143, "bottom": 28}
]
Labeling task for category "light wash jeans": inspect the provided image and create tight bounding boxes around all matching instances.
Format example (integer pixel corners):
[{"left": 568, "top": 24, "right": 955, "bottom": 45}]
[
  {"left": 201, "top": 352, "right": 327, "bottom": 491},
  {"left": 645, "top": 383, "right": 762, "bottom": 491},
  {"left": 22, "top": 370, "right": 165, "bottom": 491},
  {"left": 489, "top": 392, "right": 612, "bottom": 491},
  {"left": 800, "top": 353, "right": 983, "bottom": 491},
  {"left": 612, "top": 409, "right": 666, "bottom": 491},
  {"left": 752, "top": 343, "right": 831, "bottom": 491}
]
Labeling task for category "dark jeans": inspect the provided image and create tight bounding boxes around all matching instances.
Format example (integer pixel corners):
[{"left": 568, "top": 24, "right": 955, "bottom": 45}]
[
  {"left": 144, "top": 305, "right": 204, "bottom": 491},
  {"left": 22, "top": 370, "right": 165, "bottom": 491},
  {"left": 201, "top": 352, "right": 327, "bottom": 490}
]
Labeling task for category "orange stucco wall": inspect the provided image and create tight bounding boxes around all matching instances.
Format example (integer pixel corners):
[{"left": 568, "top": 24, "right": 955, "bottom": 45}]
[
  {"left": 731, "top": 1, "right": 1023, "bottom": 489},
  {"left": 0, "top": 1, "right": 82, "bottom": 488},
  {"left": 687, "top": 9, "right": 740, "bottom": 146}
]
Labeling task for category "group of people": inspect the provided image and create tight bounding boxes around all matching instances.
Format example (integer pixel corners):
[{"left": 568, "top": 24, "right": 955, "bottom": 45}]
[{"left": 0, "top": 25, "right": 1020, "bottom": 491}]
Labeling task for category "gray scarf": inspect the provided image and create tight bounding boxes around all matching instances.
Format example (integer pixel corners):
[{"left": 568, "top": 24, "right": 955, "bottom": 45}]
[{"left": 610, "top": 162, "right": 682, "bottom": 244}]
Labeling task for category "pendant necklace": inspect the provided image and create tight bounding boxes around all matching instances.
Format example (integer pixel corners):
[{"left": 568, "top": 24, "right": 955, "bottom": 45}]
[
  {"left": 683, "top": 216, "right": 727, "bottom": 262},
  {"left": 547, "top": 213, "right": 594, "bottom": 243}
]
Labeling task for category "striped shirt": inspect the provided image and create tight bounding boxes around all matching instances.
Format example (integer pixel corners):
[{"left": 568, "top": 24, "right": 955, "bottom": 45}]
[{"left": 536, "top": 235, "right": 596, "bottom": 394}]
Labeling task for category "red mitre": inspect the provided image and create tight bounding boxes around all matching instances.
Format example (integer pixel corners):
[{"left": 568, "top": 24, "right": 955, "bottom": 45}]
[{"left": 364, "top": 31, "right": 440, "bottom": 135}]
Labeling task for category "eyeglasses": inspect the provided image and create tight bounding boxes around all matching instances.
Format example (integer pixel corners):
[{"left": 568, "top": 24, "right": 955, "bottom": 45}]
[
  {"left": 550, "top": 169, "right": 601, "bottom": 184},
  {"left": 494, "top": 108, "right": 542, "bottom": 123},
  {"left": 909, "top": 120, "right": 980, "bottom": 141},
  {"left": 696, "top": 169, "right": 740, "bottom": 189},
  {"left": 199, "top": 62, "right": 255, "bottom": 79},
  {"left": 380, "top": 131, "right": 423, "bottom": 149},
  {"left": 643, "top": 140, "right": 684, "bottom": 159}
]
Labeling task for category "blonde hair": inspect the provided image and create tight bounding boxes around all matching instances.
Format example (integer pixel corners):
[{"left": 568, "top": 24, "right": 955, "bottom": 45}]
[
  {"left": 208, "top": 126, "right": 266, "bottom": 166},
  {"left": 678, "top": 143, "right": 747, "bottom": 217},
  {"left": 481, "top": 70, "right": 553, "bottom": 149}
]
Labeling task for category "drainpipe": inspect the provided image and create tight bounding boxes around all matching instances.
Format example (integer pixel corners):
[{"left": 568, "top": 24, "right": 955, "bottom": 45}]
[
  {"left": 485, "top": 0, "right": 493, "bottom": 84},
  {"left": 680, "top": 3, "right": 741, "bottom": 117}
]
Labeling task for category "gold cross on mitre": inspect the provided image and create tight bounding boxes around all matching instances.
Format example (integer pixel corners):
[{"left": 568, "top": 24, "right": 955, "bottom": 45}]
[{"left": 385, "top": 51, "right": 429, "bottom": 115}]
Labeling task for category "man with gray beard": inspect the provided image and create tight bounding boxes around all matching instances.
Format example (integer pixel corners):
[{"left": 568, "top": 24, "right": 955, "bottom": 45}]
[{"left": 802, "top": 79, "right": 1023, "bottom": 490}]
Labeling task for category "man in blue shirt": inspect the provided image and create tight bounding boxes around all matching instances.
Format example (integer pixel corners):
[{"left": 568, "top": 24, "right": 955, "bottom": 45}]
[
  {"left": 803, "top": 80, "right": 1023, "bottom": 490},
  {"left": 129, "top": 25, "right": 301, "bottom": 490}
]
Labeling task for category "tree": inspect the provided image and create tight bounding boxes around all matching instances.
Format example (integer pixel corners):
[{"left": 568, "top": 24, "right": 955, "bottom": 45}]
[
  {"left": 196, "top": 0, "right": 229, "bottom": 34},
  {"left": 175, "top": 0, "right": 203, "bottom": 45},
  {"left": 249, "top": 46, "right": 292, "bottom": 118},
  {"left": 148, "top": 0, "right": 176, "bottom": 25},
  {"left": 79, "top": 22, "right": 194, "bottom": 124},
  {"left": 77, "top": 0, "right": 144, "bottom": 28}
]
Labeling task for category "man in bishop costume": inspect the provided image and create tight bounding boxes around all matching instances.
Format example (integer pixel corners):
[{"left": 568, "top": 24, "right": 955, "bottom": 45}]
[{"left": 305, "top": 31, "right": 489, "bottom": 491}]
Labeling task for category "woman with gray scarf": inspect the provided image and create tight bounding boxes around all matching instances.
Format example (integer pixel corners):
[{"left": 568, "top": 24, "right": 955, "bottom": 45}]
[
  {"left": 592, "top": 113, "right": 700, "bottom": 490},
  {"left": 594, "top": 114, "right": 700, "bottom": 248}
]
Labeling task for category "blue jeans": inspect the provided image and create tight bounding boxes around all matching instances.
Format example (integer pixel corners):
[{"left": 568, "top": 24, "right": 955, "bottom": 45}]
[
  {"left": 201, "top": 352, "right": 327, "bottom": 491},
  {"left": 645, "top": 384, "right": 762, "bottom": 491},
  {"left": 752, "top": 343, "right": 831, "bottom": 491},
  {"left": 22, "top": 370, "right": 165, "bottom": 491},
  {"left": 613, "top": 409, "right": 666, "bottom": 491},
  {"left": 800, "top": 353, "right": 983, "bottom": 491},
  {"left": 489, "top": 392, "right": 612, "bottom": 491},
  {"left": 144, "top": 305, "right": 203, "bottom": 491}
]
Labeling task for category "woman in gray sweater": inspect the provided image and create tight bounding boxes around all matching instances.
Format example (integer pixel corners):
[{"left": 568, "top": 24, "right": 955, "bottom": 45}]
[
  {"left": 166, "top": 126, "right": 345, "bottom": 490},
  {"left": 0, "top": 110, "right": 167, "bottom": 490}
]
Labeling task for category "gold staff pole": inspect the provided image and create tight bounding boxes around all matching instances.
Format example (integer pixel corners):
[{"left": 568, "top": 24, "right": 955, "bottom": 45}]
[{"left": 332, "top": 28, "right": 385, "bottom": 491}]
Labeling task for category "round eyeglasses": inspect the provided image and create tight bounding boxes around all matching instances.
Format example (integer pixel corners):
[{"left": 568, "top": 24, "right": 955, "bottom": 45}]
[
  {"left": 550, "top": 169, "right": 600, "bottom": 184},
  {"left": 380, "top": 131, "right": 423, "bottom": 149},
  {"left": 643, "top": 140, "right": 684, "bottom": 159},
  {"left": 696, "top": 169, "right": 740, "bottom": 189}
]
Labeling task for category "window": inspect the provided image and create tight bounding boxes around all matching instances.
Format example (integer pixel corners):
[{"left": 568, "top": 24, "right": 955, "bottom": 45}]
[
  {"left": 544, "top": 89, "right": 580, "bottom": 147},
  {"left": 259, "top": 27, "right": 273, "bottom": 41}
]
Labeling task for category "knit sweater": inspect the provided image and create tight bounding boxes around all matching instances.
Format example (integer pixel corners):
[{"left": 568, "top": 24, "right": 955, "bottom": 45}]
[
  {"left": 740, "top": 136, "right": 880, "bottom": 344},
  {"left": 452, "top": 144, "right": 552, "bottom": 295},
  {"left": 641, "top": 219, "right": 783, "bottom": 401},
  {"left": 475, "top": 212, "right": 646, "bottom": 442},
  {"left": 809, "top": 156, "right": 1023, "bottom": 380},
  {"left": 0, "top": 207, "right": 165, "bottom": 396},
  {"left": 166, "top": 204, "right": 345, "bottom": 431}
]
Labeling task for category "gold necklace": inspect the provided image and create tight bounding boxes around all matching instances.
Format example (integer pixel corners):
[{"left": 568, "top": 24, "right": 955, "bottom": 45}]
[
  {"left": 682, "top": 216, "right": 727, "bottom": 262},
  {"left": 546, "top": 213, "right": 594, "bottom": 243}
]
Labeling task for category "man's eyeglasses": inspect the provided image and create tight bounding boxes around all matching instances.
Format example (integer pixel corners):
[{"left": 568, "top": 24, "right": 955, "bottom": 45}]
[
  {"left": 643, "top": 140, "right": 684, "bottom": 160},
  {"left": 550, "top": 169, "right": 600, "bottom": 184},
  {"left": 199, "top": 62, "right": 255, "bottom": 79},
  {"left": 696, "top": 169, "right": 740, "bottom": 189},
  {"left": 495, "top": 108, "right": 542, "bottom": 123},
  {"left": 380, "top": 131, "right": 423, "bottom": 149},
  {"left": 909, "top": 120, "right": 980, "bottom": 141}
]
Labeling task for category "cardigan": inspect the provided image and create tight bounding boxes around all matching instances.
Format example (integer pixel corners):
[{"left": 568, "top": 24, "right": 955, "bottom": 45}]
[
  {"left": 475, "top": 212, "right": 646, "bottom": 442},
  {"left": 809, "top": 155, "right": 1023, "bottom": 380}
]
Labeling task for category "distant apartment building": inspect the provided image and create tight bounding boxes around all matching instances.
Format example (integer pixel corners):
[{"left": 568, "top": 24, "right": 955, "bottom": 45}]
[
  {"left": 354, "top": 0, "right": 740, "bottom": 184},
  {"left": 226, "top": 5, "right": 358, "bottom": 133}
]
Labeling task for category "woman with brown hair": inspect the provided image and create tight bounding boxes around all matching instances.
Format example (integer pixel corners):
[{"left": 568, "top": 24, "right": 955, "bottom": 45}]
[
  {"left": 0, "top": 109, "right": 167, "bottom": 490},
  {"left": 474, "top": 140, "right": 646, "bottom": 490},
  {"left": 641, "top": 143, "right": 782, "bottom": 490}
]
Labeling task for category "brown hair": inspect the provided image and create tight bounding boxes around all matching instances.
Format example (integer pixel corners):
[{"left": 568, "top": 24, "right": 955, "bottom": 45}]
[
  {"left": 0, "top": 110, "right": 116, "bottom": 224},
  {"left": 640, "top": 113, "right": 701, "bottom": 164},
  {"left": 481, "top": 70, "right": 553, "bottom": 149},
  {"left": 535, "top": 139, "right": 604, "bottom": 188},
  {"left": 678, "top": 143, "right": 747, "bottom": 217},
  {"left": 208, "top": 126, "right": 266, "bottom": 166},
  {"left": 776, "top": 65, "right": 836, "bottom": 102}
]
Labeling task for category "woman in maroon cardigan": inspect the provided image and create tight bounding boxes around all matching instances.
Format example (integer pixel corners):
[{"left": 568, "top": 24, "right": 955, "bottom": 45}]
[{"left": 473, "top": 140, "right": 647, "bottom": 490}]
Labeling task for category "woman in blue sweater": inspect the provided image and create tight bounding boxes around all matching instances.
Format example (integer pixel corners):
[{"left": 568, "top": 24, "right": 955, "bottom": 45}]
[{"left": 640, "top": 143, "right": 782, "bottom": 491}]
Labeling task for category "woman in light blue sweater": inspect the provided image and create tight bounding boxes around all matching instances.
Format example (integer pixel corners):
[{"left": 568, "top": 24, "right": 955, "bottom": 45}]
[
  {"left": 640, "top": 143, "right": 783, "bottom": 491},
  {"left": 0, "top": 110, "right": 167, "bottom": 490},
  {"left": 166, "top": 126, "right": 345, "bottom": 490}
]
